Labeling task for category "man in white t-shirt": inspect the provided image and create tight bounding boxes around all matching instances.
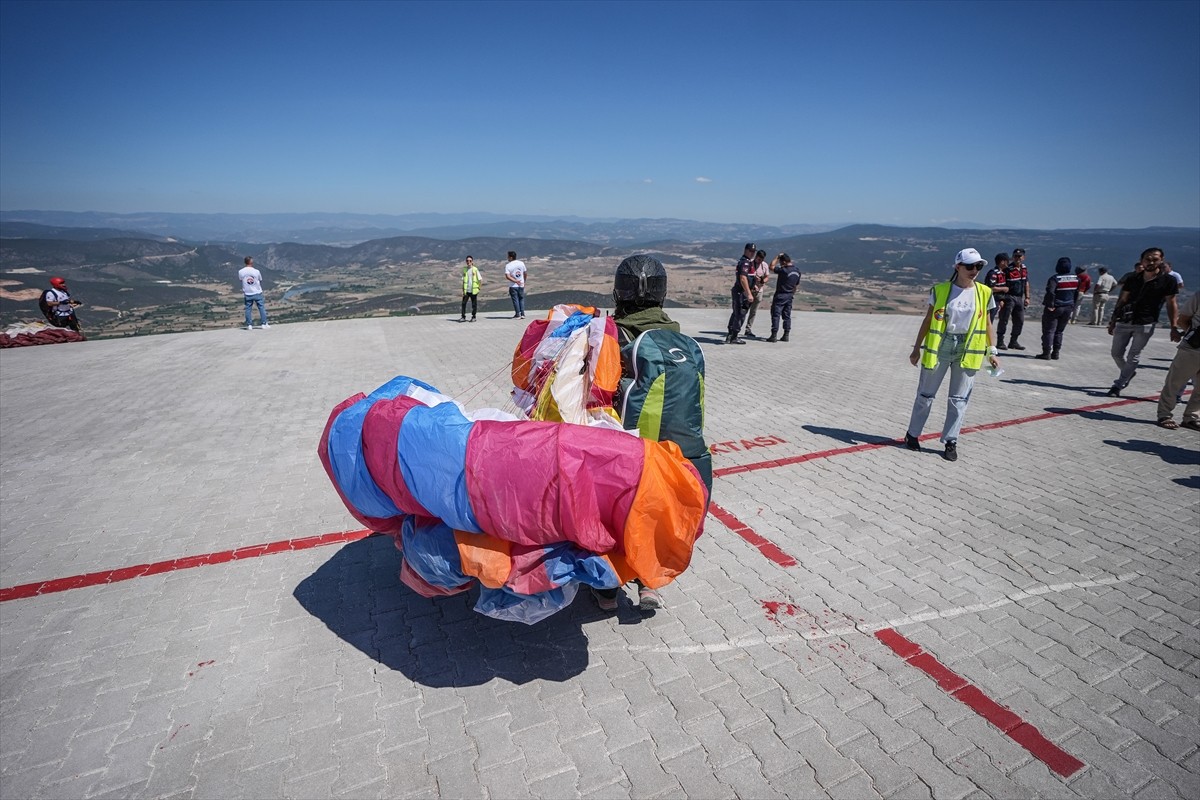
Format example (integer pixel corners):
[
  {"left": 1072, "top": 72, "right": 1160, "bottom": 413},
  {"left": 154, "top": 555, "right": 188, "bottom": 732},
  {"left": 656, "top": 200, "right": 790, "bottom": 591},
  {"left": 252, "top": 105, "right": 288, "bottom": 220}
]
[
  {"left": 238, "top": 256, "right": 269, "bottom": 329},
  {"left": 504, "top": 251, "right": 527, "bottom": 319}
]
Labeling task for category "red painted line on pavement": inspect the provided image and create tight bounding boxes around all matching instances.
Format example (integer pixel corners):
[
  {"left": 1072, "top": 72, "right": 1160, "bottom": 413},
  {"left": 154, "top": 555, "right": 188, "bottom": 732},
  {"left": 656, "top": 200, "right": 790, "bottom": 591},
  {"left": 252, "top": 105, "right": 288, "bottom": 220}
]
[
  {"left": 707, "top": 502, "right": 798, "bottom": 567},
  {"left": 875, "top": 628, "right": 1085, "bottom": 778},
  {"left": 0, "top": 395, "right": 1162, "bottom": 602},
  {"left": 0, "top": 529, "right": 374, "bottom": 603},
  {"left": 713, "top": 395, "right": 1154, "bottom": 477}
]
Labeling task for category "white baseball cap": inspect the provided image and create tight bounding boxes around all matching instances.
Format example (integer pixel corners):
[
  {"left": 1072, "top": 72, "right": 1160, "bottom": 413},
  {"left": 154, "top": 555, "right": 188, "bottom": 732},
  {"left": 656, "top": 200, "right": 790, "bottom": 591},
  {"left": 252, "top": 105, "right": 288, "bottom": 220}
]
[{"left": 955, "top": 248, "right": 988, "bottom": 266}]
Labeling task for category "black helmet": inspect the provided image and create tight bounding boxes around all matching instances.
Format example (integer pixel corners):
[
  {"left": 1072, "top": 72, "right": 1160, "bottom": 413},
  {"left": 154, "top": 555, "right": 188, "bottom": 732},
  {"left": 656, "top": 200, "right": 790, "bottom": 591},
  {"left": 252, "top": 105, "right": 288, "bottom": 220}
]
[{"left": 613, "top": 254, "right": 667, "bottom": 310}]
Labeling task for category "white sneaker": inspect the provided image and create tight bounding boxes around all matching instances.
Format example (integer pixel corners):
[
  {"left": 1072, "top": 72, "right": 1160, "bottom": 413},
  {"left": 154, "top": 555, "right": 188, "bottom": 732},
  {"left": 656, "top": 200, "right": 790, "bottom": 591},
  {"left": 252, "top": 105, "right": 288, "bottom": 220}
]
[
  {"left": 245, "top": 325, "right": 253, "bottom": 330},
  {"left": 260, "top": 323, "right": 270, "bottom": 329}
]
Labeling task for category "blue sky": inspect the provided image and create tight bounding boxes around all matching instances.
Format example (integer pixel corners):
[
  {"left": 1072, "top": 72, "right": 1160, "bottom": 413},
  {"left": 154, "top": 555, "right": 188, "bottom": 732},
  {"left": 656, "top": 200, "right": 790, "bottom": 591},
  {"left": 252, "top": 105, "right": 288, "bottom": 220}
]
[{"left": 1, "top": 0, "right": 1198, "bottom": 229}]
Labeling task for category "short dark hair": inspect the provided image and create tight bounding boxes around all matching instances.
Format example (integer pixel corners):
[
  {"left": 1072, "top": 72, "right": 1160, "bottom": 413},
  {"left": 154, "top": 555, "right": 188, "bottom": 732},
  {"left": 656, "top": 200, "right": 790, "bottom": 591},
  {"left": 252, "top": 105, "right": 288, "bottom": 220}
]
[
  {"left": 507, "top": 251, "right": 517, "bottom": 260},
  {"left": 1140, "top": 247, "right": 1163, "bottom": 260},
  {"left": 995, "top": 253, "right": 1010, "bottom": 265},
  {"left": 1098, "top": 267, "right": 1108, "bottom": 274},
  {"left": 244, "top": 256, "right": 252, "bottom": 265},
  {"left": 465, "top": 255, "right": 473, "bottom": 261}
]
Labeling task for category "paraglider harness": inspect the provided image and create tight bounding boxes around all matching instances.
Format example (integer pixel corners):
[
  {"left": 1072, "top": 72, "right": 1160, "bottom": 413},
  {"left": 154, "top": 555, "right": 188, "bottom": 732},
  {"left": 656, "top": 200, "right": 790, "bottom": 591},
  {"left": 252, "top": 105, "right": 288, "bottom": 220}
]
[
  {"left": 618, "top": 328, "right": 712, "bottom": 496},
  {"left": 40, "top": 288, "right": 82, "bottom": 331}
]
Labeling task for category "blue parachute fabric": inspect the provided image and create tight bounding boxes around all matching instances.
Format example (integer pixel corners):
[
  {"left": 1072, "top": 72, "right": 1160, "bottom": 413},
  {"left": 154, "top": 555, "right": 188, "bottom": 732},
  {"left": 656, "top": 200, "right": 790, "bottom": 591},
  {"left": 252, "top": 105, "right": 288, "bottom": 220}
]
[
  {"left": 542, "top": 544, "right": 622, "bottom": 590},
  {"left": 326, "top": 375, "right": 443, "bottom": 522},
  {"left": 549, "top": 310, "right": 593, "bottom": 339},
  {"left": 400, "top": 516, "right": 470, "bottom": 591},
  {"left": 397, "top": 401, "right": 482, "bottom": 533},
  {"left": 475, "top": 583, "right": 580, "bottom": 625},
  {"left": 327, "top": 402, "right": 403, "bottom": 522},
  {"left": 369, "top": 375, "right": 441, "bottom": 401}
]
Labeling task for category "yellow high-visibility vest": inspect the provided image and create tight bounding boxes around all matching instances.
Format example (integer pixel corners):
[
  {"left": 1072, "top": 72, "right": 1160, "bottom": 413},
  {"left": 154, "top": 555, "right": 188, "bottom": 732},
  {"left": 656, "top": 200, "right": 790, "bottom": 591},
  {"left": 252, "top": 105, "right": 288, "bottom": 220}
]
[
  {"left": 921, "top": 281, "right": 992, "bottom": 371},
  {"left": 462, "top": 266, "right": 482, "bottom": 294}
]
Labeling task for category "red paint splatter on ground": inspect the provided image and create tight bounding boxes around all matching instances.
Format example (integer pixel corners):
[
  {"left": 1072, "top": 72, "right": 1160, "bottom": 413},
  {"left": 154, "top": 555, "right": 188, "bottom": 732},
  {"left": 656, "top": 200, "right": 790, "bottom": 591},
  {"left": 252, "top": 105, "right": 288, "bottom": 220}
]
[
  {"left": 186, "top": 660, "right": 216, "bottom": 677},
  {"left": 762, "top": 600, "right": 800, "bottom": 623},
  {"left": 159, "top": 724, "right": 190, "bottom": 749}
]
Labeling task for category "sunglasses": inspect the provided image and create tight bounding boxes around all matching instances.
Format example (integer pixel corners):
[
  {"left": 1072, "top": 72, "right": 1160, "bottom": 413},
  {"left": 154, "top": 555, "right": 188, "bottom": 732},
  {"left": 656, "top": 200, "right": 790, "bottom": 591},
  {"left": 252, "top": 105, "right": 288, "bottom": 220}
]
[{"left": 962, "top": 263, "right": 984, "bottom": 271}]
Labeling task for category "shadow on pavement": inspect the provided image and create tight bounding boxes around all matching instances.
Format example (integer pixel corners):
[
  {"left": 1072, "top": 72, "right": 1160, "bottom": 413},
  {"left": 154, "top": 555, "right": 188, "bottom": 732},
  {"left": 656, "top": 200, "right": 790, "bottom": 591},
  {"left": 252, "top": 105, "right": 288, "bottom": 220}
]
[
  {"left": 802, "top": 424, "right": 897, "bottom": 447},
  {"left": 1005, "top": 378, "right": 1110, "bottom": 393},
  {"left": 294, "top": 533, "right": 634, "bottom": 687},
  {"left": 1104, "top": 438, "right": 1200, "bottom": 467},
  {"left": 1047, "top": 407, "right": 1151, "bottom": 425}
]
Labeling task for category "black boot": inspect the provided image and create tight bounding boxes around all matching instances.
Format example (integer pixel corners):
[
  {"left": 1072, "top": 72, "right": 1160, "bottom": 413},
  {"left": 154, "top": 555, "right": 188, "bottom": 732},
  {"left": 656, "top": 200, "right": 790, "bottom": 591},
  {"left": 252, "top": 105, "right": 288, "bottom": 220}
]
[
  {"left": 766, "top": 333, "right": 778, "bottom": 342},
  {"left": 1009, "top": 340, "right": 1026, "bottom": 350},
  {"left": 1051, "top": 350, "right": 1060, "bottom": 359},
  {"left": 1035, "top": 352, "right": 1050, "bottom": 360},
  {"left": 780, "top": 332, "right": 789, "bottom": 342}
]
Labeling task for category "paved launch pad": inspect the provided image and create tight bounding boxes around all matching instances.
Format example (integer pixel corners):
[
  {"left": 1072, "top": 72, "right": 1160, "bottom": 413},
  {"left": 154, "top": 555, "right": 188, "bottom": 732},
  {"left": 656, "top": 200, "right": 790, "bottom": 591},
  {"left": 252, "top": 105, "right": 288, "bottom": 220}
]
[{"left": 1, "top": 309, "right": 1196, "bottom": 799}]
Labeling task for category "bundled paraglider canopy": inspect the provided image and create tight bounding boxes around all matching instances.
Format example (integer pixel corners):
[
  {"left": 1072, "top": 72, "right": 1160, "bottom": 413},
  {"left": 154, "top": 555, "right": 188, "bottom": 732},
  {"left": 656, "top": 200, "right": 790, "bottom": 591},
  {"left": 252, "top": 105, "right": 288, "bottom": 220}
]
[
  {"left": 317, "top": 304, "right": 709, "bottom": 624},
  {"left": 318, "top": 376, "right": 707, "bottom": 624}
]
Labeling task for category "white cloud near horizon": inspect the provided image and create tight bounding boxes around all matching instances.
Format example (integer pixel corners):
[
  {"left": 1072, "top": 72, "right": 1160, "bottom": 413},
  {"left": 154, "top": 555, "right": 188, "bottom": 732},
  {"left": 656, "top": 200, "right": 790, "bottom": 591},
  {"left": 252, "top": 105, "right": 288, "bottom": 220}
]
[{"left": 695, "top": 177, "right": 712, "bottom": 183}]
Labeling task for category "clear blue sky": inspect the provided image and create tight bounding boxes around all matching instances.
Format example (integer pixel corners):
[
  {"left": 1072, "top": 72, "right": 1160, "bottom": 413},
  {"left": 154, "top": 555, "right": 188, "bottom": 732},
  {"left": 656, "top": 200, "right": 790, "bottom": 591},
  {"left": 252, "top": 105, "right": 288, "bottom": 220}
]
[{"left": 2, "top": 0, "right": 1198, "bottom": 229}]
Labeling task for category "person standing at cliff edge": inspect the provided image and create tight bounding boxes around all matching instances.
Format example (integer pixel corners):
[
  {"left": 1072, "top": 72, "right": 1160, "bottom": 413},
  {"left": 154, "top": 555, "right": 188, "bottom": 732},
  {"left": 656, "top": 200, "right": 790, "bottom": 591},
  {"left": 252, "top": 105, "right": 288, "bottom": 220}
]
[
  {"left": 504, "top": 251, "right": 526, "bottom": 319},
  {"left": 460, "top": 256, "right": 482, "bottom": 322},
  {"left": 239, "top": 256, "right": 269, "bottom": 330}
]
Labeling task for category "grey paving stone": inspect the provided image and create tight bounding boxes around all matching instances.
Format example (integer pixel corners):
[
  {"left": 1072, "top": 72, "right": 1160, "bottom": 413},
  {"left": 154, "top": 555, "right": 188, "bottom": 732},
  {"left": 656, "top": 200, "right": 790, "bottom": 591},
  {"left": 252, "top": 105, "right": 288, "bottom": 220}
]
[
  {"left": 659, "top": 746, "right": 733, "bottom": 799},
  {"left": 783, "top": 725, "right": 858, "bottom": 789},
  {"left": 560, "top": 730, "right": 627, "bottom": 795},
  {"left": 891, "top": 740, "right": 977, "bottom": 800}
]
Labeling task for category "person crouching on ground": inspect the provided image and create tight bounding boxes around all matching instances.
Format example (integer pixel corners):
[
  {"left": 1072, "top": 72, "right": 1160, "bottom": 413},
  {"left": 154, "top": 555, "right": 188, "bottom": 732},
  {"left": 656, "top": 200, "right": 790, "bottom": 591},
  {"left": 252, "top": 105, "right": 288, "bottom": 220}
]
[
  {"left": 1036, "top": 257, "right": 1078, "bottom": 360},
  {"left": 40, "top": 276, "right": 85, "bottom": 337},
  {"left": 903, "top": 248, "right": 1000, "bottom": 462}
]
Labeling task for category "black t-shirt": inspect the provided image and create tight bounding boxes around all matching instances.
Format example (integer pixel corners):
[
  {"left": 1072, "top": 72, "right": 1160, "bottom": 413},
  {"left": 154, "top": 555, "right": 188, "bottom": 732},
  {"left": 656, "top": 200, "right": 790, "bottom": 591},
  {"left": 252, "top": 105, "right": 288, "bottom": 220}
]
[{"left": 1119, "top": 272, "right": 1178, "bottom": 324}]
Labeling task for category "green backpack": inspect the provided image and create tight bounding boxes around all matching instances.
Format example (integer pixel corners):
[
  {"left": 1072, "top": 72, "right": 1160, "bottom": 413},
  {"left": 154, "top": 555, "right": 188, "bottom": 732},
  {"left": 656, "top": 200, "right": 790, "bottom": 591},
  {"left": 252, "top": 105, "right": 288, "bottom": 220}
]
[{"left": 619, "top": 329, "right": 711, "bottom": 494}]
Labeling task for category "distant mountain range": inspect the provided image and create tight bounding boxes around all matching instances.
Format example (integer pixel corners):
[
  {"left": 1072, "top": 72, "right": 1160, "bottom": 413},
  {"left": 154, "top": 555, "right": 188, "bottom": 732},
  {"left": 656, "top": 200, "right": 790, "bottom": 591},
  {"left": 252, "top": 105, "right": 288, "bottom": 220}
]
[
  {"left": 2, "top": 218, "right": 1196, "bottom": 338},
  {"left": 3, "top": 220, "right": 1197, "bottom": 284},
  {"left": 0, "top": 210, "right": 838, "bottom": 246}
]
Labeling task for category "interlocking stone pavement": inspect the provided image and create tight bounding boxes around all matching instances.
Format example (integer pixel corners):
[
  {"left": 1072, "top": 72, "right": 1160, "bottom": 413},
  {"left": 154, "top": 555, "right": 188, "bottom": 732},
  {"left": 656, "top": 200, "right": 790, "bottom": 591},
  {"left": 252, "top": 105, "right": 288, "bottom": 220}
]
[{"left": 1, "top": 308, "right": 1196, "bottom": 800}]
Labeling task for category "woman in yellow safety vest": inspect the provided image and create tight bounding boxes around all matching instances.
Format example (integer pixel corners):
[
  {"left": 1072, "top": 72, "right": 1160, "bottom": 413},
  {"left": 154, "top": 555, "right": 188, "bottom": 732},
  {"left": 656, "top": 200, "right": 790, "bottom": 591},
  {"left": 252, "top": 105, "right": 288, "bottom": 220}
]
[{"left": 903, "top": 248, "right": 1002, "bottom": 462}]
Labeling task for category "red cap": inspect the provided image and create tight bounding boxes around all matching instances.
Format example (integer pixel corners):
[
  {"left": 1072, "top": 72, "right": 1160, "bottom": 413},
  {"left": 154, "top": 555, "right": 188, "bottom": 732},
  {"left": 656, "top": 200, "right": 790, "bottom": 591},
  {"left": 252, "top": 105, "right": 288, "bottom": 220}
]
[{"left": 50, "top": 277, "right": 67, "bottom": 288}]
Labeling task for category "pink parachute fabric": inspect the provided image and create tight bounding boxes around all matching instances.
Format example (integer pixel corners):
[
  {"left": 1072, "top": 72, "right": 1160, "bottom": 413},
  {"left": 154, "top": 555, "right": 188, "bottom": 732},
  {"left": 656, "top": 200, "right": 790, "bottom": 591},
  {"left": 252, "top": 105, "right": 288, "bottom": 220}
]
[{"left": 318, "top": 369, "right": 708, "bottom": 624}]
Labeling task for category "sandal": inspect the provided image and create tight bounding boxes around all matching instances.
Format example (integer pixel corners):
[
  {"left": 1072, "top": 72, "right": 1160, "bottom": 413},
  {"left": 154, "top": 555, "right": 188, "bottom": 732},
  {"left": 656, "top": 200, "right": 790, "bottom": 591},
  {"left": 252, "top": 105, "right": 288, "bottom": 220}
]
[
  {"left": 1181, "top": 420, "right": 1200, "bottom": 431},
  {"left": 1158, "top": 419, "right": 1179, "bottom": 429}
]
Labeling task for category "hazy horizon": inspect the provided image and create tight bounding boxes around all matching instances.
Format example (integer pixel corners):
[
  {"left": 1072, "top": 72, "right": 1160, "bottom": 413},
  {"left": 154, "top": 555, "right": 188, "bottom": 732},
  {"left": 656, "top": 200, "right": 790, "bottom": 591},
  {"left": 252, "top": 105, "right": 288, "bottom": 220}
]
[{"left": 2, "top": 2, "right": 1198, "bottom": 229}]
